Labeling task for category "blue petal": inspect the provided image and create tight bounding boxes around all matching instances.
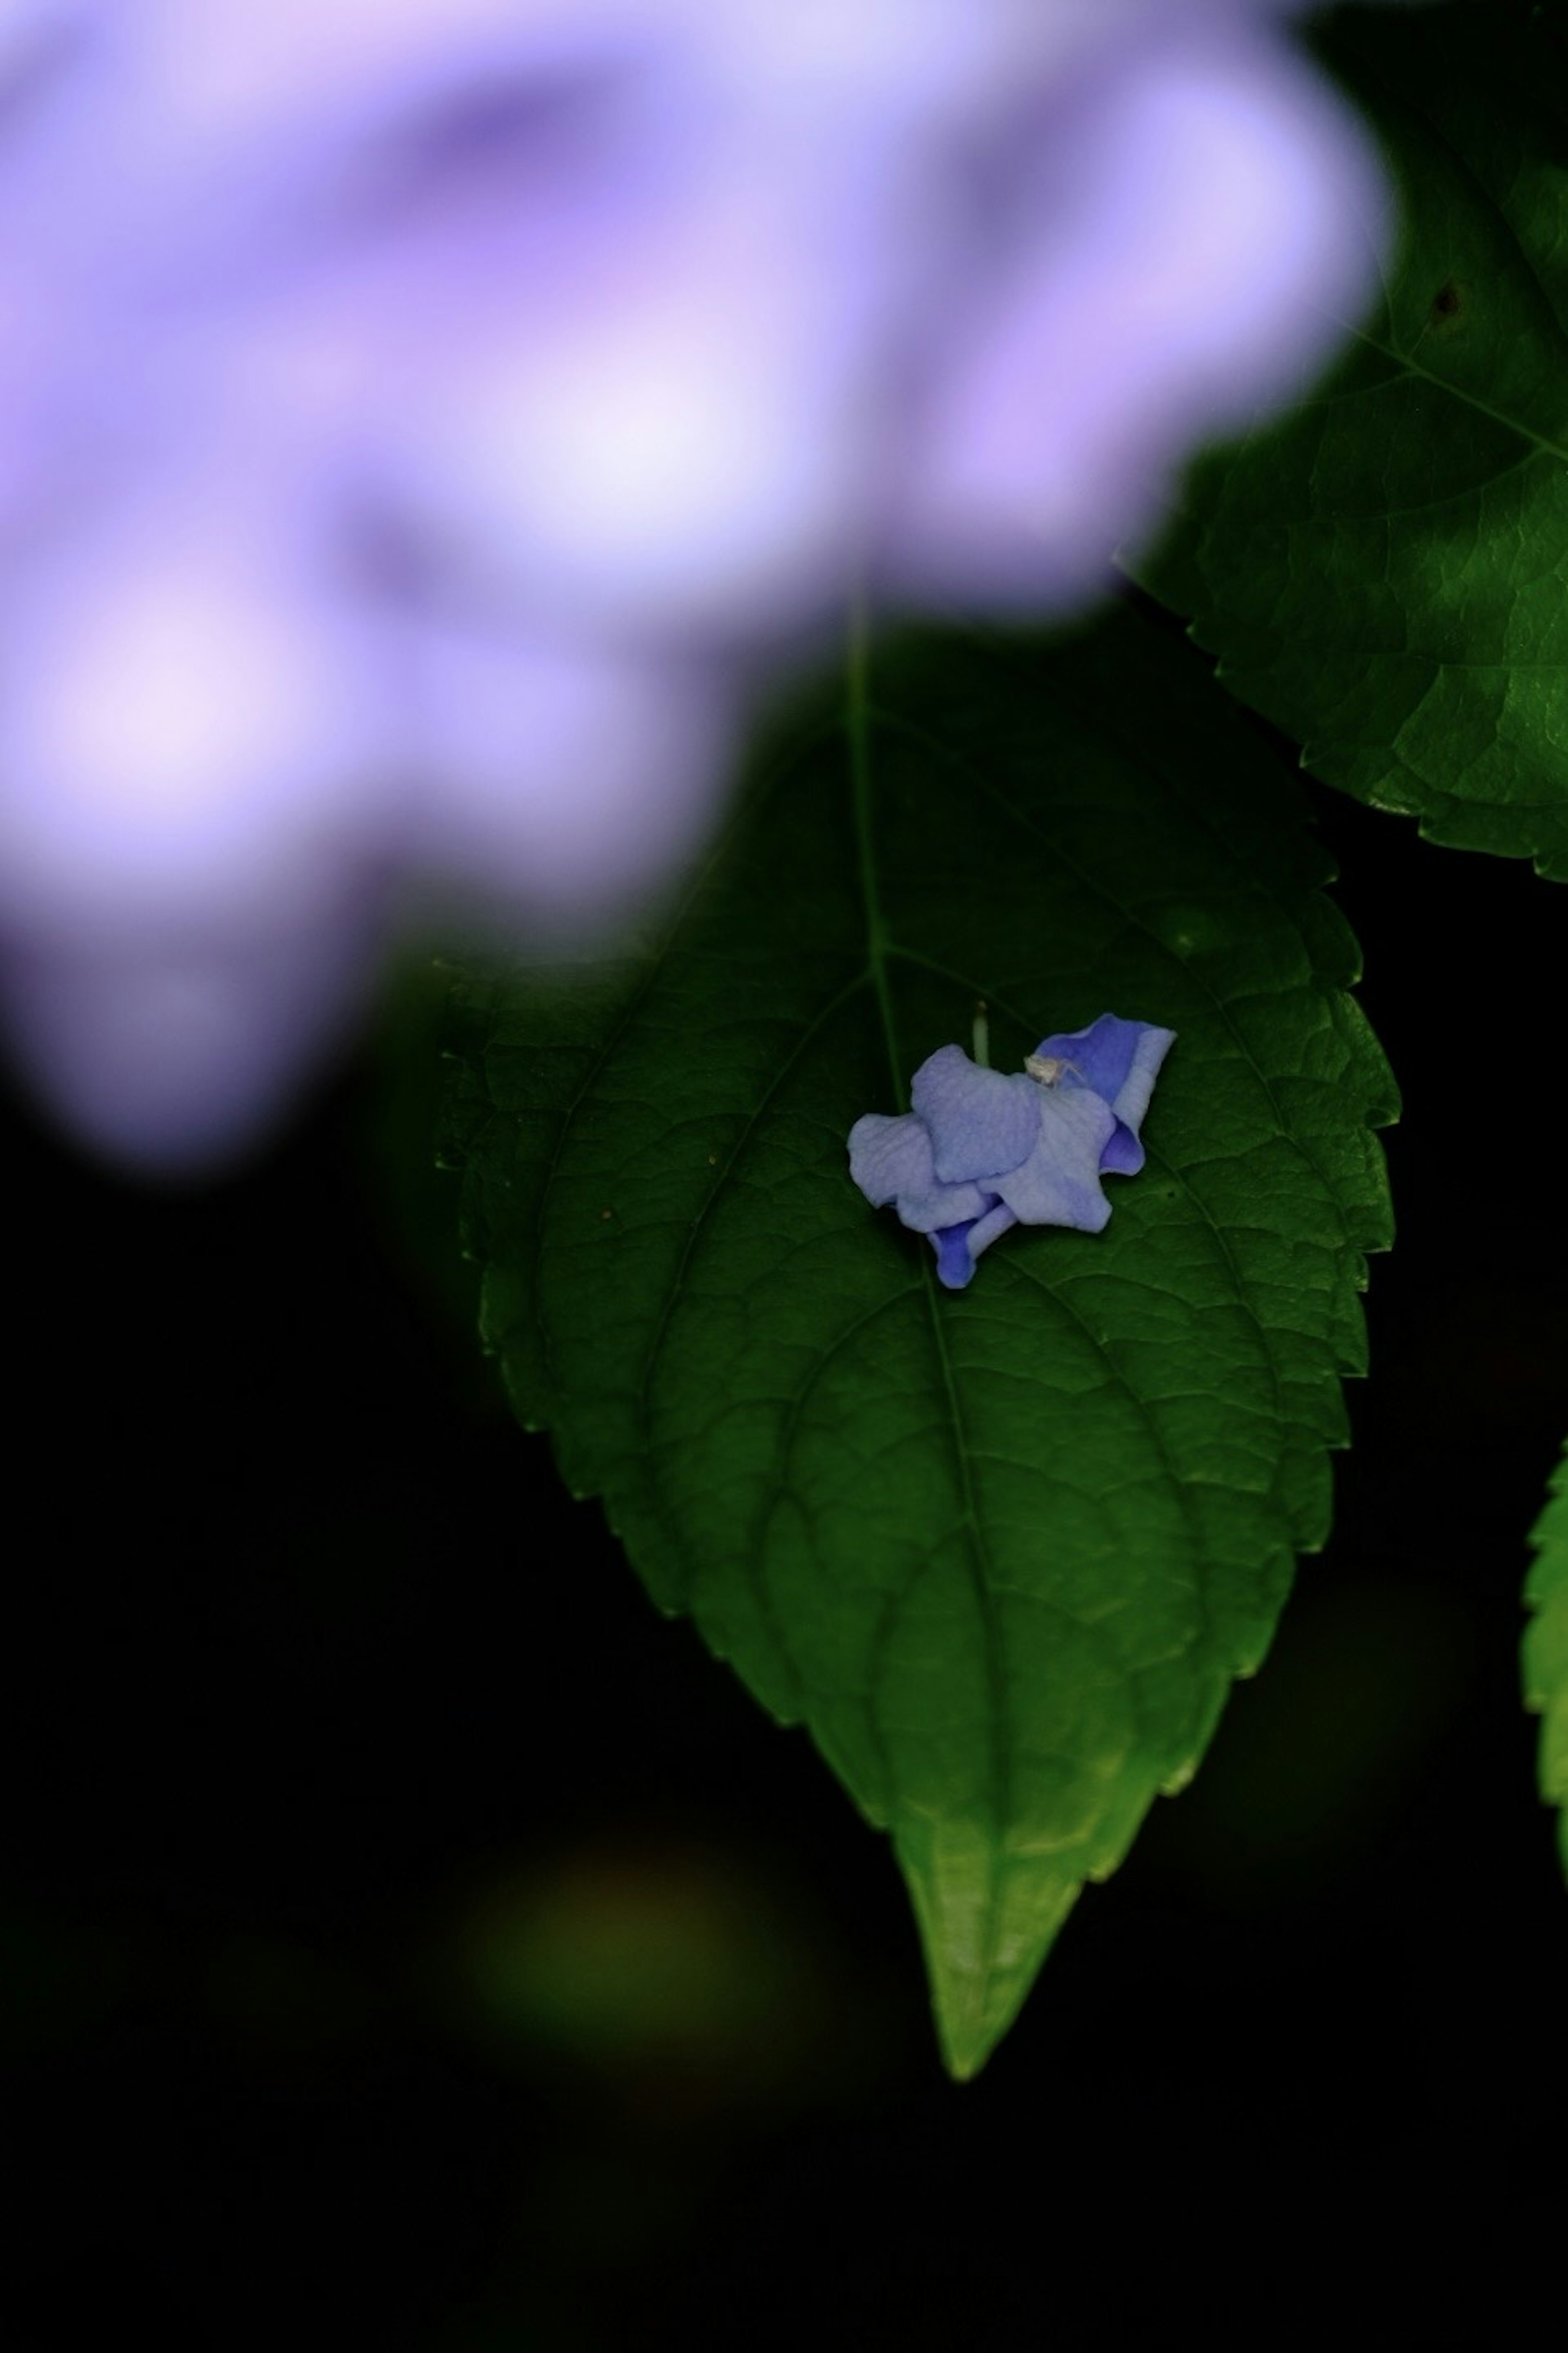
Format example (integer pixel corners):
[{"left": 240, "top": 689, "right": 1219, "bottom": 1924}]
[
  {"left": 1033, "top": 1014, "right": 1176, "bottom": 1176},
  {"left": 967, "top": 1196, "right": 1019, "bottom": 1266},
  {"left": 931, "top": 1221, "right": 980, "bottom": 1288},
  {"left": 848, "top": 1110, "right": 934, "bottom": 1207},
  {"left": 991, "top": 1086, "right": 1117, "bottom": 1232},
  {"left": 929, "top": 1198, "right": 1017, "bottom": 1289},
  {"left": 909, "top": 1043, "right": 1039, "bottom": 1183},
  {"left": 848, "top": 1110, "right": 995, "bottom": 1231}
]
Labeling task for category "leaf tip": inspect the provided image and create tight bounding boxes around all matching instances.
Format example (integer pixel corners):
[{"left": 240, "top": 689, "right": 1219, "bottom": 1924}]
[{"left": 895, "top": 1815, "right": 1084, "bottom": 2081}]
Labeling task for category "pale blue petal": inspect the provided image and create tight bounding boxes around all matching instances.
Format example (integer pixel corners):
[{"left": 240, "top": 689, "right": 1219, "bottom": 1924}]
[
  {"left": 1034, "top": 1014, "right": 1176, "bottom": 1176},
  {"left": 909, "top": 1042, "right": 1039, "bottom": 1183},
  {"left": 1096, "top": 1123, "right": 1146, "bottom": 1179},
  {"left": 848, "top": 1108, "right": 994, "bottom": 1232},
  {"left": 848, "top": 1110, "right": 933, "bottom": 1207},
  {"left": 966, "top": 1195, "right": 1020, "bottom": 1267},
  {"left": 992, "top": 1085, "right": 1116, "bottom": 1232},
  {"left": 929, "top": 1197, "right": 1017, "bottom": 1290},
  {"left": 931, "top": 1221, "right": 980, "bottom": 1289},
  {"left": 898, "top": 1172, "right": 998, "bottom": 1232}
]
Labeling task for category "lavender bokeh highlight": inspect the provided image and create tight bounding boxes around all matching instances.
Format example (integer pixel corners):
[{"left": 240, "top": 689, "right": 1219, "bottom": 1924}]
[{"left": 0, "top": 3, "right": 1385, "bottom": 1166}]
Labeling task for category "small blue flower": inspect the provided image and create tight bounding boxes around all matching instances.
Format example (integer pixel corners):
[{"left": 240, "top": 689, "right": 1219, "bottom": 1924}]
[{"left": 848, "top": 1014, "right": 1175, "bottom": 1289}]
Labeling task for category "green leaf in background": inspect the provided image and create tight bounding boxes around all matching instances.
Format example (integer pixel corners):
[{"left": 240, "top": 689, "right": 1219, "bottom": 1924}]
[
  {"left": 443, "top": 604, "right": 1394, "bottom": 2075},
  {"left": 1135, "top": 0, "right": 1568, "bottom": 871},
  {"left": 1526, "top": 1451, "right": 1568, "bottom": 1878}
]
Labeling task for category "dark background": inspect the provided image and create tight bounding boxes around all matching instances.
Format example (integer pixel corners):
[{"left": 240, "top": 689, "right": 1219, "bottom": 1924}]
[{"left": 3, "top": 677, "right": 1565, "bottom": 2348}]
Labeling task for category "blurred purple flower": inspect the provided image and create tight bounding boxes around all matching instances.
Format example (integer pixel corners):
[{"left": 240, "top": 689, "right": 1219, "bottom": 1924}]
[
  {"left": 0, "top": 3, "right": 1384, "bottom": 1166},
  {"left": 849, "top": 1016, "right": 1176, "bottom": 1287}
]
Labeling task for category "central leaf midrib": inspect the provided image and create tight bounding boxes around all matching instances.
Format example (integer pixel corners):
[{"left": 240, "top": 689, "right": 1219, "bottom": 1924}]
[
  {"left": 848, "top": 607, "right": 1016, "bottom": 1981},
  {"left": 848, "top": 599, "right": 906, "bottom": 1110}
]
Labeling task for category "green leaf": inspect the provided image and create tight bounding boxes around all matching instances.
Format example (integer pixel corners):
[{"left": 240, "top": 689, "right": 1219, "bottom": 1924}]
[
  {"left": 1526, "top": 1449, "right": 1568, "bottom": 1879},
  {"left": 443, "top": 604, "right": 1394, "bottom": 2076},
  {"left": 1134, "top": 0, "right": 1568, "bottom": 871}
]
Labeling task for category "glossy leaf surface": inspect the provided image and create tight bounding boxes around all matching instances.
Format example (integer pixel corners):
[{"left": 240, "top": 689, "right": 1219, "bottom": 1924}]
[{"left": 1138, "top": 2, "right": 1568, "bottom": 870}]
